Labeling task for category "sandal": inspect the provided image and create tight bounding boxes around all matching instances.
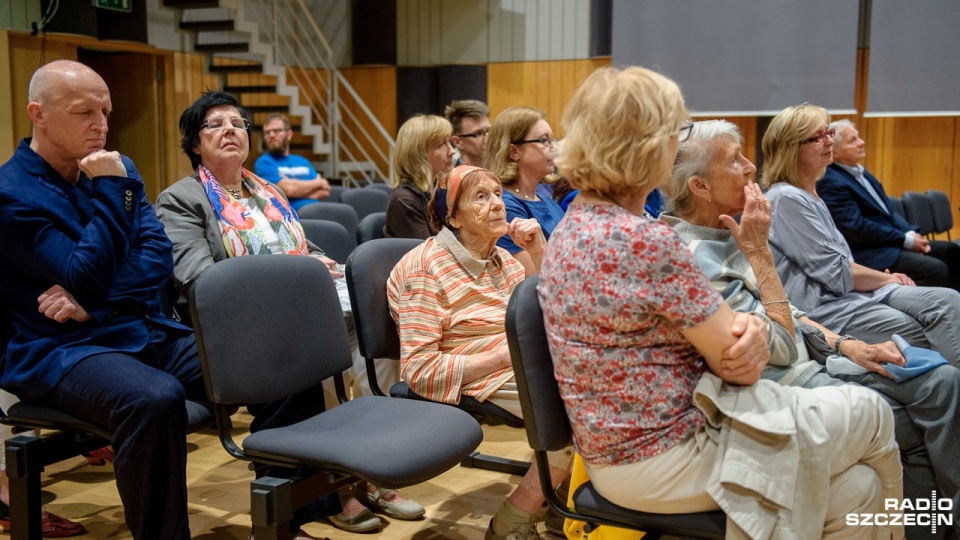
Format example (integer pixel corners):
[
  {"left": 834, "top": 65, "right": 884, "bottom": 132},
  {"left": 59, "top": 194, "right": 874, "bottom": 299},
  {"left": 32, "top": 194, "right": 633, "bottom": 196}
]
[
  {"left": 0, "top": 510, "right": 86, "bottom": 537},
  {"left": 82, "top": 446, "right": 115, "bottom": 466}
]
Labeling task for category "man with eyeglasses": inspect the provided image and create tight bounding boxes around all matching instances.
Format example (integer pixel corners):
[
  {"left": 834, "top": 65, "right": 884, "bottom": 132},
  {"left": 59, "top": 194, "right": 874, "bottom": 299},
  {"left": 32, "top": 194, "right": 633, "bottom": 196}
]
[
  {"left": 253, "top": 113, "right": 331, "bottom": 210},
  {"left": 0, "top": 60, "right": 204, "bottom": 538},
  {"left": 818, "top": 119, "right": 960, "bottom": 292},
  {"left": 444, "top": 99, "right": 491, "bottom": 167}
]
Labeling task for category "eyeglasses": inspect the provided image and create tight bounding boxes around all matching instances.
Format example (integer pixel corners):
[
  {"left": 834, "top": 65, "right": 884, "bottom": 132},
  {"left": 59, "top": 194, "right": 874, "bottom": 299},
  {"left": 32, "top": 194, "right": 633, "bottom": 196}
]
[
  {"left": 458, "top": 128, "right": 490, "bottom": 139},
  {"left": 800, "top": 128, "right": 835, "bottom": 145},
  {"left": 201, "top": 117, "right": 250, "bottom": 132},
  {"left": 512, "top": 135, "right": 558, "bottom": 147},
  {"left": 263, "top": 127, "right": 289, "bottom": 137},
  {"left": 678, "top": 122, "right": 694, "bottom": 143}
]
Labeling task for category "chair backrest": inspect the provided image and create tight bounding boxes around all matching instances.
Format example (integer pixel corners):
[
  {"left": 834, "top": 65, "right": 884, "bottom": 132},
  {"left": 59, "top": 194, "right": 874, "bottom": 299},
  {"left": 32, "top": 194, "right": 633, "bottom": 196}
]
[
  {"left": 190, "top": 255, "right": 354, "bottom": 405},
  {"left": 901, "top": 191, "right": 936, "bottom": 235},
  {"left": 926, "top": 189, "right": 954, "bottom": 234},
  {"left": 325, "top": 184, "right": 346, "bottom": 203},
  {"left": 505, "top": 276, "right": 571, "bottom": 452},
  {"left": 297, "top": 202, "right": 359, "bottom": 234},
  {"left": 345, "top": 238, "right": 423, "bottom": 361},
  {"left": 364, "top": 183, "right": 393, "bottom": 196},
  {"left": 299, "top": 218, "right": 357, "bottom": 264},
  {"left": 887, "top": 196, "right": 906, "bottom": 220},
  {"left": 357, "top": 212, "right": 386, "bottom": 244},
  {"left": 340, "top": 188, "right": 390, "bottom": 221}
]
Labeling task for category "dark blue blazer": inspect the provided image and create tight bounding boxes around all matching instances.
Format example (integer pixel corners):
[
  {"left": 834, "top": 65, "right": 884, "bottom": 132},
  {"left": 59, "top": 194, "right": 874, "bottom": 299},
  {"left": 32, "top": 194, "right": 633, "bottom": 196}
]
[
  {"left": 0, "top": 139, "right": 188, "bottom": 400},
  {"left": 817, "top": 163, "right": 918, "bottom": 271}
]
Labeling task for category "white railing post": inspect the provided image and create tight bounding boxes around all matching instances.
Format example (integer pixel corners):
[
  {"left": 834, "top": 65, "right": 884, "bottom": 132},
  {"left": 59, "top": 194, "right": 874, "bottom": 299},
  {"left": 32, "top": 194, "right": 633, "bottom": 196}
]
[{"left": 330, "top": 74, "right": 341, "bottom": 185}]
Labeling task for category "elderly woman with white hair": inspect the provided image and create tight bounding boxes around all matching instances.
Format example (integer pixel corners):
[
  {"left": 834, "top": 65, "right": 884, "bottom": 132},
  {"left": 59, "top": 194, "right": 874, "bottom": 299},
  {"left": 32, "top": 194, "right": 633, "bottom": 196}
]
[
  {"left": 661, "top": 119, "right": 960, "bottom": 535},
  {"left": 538, "top": 66, "right": 903, "bottom": 538}
]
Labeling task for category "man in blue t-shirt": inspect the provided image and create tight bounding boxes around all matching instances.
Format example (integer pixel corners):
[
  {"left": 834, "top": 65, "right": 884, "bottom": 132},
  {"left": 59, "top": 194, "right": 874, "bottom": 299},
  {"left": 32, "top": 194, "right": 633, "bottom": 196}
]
[{"left": 254, "top": 113, "right": 331, "bottom": 210}]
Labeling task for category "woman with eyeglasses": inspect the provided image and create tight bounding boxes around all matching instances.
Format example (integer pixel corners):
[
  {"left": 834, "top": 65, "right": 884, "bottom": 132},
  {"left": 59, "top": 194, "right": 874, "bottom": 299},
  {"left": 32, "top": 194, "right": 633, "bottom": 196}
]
[
  {"left": 539, "top": 68, "right": 903, "bottom": 538},
  {"left": 156, "top": 91, "right": 425, "bottom": 539},
  {"left": 485, "top": 107, "right": 566, "bottom": 275},
  {"left": 763, "top": 103, "right": 960, "bottom": 368},
  {"left": 384, "top": 114, "right": 455, "bottom": 239}
]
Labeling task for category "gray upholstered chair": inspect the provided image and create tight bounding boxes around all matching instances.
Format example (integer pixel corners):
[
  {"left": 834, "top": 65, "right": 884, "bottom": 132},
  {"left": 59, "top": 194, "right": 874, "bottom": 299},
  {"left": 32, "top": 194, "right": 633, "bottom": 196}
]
[
  {"left": 363, "top": 182, "right": 393, "bottom": 196},
  {"left": 340, "top": 188, "right": 389, "bottom": 221},
  {"left": 325, "top": 184, "right": 346, "bottom": 203},
  {"left": 505, "top": 276, "right": 726, "bottom": 539},
  {"left": 356, "top": 212, "right": 386, "bottom": 244},
  {"left": 345, "top": 239, "right": 529, "bottom": 476},
  {"left": 902, "top": 191, "right": 936, "bottom": 237},
  {"left": 299, "top": 218, "right": 357, "bottom": 264},
  {"left": 189, "top": 255, "right": 482, "bottom": 537},
  {"left": 926, "top": 189, "right": 954, "bottom": 240},
  {"left": 887, "top": 195, "right": 906, "bottom": 221},
  {"left": 296, "top": 202, "right": 359, "bottom": 235}
]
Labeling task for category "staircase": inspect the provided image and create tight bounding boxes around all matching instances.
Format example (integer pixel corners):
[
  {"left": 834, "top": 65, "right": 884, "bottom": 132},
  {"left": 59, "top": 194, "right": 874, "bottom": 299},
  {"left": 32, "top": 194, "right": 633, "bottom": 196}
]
[{"left": 162, "top": 0, "right": 393, "bottom": 185}]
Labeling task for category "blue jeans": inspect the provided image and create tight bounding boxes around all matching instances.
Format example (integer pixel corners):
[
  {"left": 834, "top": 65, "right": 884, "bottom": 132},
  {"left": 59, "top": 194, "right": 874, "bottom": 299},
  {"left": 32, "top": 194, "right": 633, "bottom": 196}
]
[{"left": 36, "top": 325, "right": 203, "bottom": 540}]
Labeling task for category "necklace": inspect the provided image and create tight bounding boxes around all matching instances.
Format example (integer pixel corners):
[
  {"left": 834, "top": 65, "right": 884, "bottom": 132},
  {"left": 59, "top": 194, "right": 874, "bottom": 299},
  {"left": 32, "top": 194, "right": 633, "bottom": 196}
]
[
  {"left": 513, "top": 187, "right": 536, "bottom": 201},
  {"left": 224, "top": 185, "right": 243, "bottom": 199}
]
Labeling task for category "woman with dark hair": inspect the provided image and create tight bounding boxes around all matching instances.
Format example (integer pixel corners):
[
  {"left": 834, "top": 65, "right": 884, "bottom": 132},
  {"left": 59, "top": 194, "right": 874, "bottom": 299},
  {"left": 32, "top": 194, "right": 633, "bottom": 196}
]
[{"left": 156, "top": 91, "right": 424, "bottom": 538}]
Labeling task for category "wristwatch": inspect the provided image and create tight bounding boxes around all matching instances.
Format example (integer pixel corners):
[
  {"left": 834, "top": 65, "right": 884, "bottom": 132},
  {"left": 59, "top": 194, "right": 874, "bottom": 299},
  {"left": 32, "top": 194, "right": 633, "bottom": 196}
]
[{"left": 833, "top": 334, "right": 857, "bottom": 354}]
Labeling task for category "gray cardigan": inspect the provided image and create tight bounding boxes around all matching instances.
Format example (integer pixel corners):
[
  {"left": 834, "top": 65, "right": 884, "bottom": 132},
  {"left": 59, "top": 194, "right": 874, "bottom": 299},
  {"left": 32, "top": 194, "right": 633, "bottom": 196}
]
[{"left": 154, "top": 175, "right": 324, "bottom": 310}]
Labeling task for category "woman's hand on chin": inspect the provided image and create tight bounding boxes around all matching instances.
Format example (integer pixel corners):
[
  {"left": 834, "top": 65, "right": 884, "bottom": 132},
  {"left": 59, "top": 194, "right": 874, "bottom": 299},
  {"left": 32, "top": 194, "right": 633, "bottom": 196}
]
[
  {"left": 507, "top": 218, "right": 546, "bottom": 254},
  {"left": 722, "top": 182, "right": 771, "bottom": 258}
]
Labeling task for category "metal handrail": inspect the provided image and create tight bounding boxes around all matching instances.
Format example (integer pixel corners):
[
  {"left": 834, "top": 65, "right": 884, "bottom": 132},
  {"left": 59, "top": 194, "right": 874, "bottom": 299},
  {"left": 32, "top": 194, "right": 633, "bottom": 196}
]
[{"left": 242, "top": 0, "right": 394, "bottom": 184}]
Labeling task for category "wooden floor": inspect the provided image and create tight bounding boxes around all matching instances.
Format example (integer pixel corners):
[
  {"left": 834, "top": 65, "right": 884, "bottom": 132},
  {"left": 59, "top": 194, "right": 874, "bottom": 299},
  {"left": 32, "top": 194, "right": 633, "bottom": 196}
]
[{"left": 31, "top": 411, "right": 539, "bottom": 539}]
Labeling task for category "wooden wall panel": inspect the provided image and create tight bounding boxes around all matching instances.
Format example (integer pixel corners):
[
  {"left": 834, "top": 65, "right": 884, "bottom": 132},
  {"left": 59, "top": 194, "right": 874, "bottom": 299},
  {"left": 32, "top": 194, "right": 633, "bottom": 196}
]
[
  {"left": 337, "top": 65, "right": 398, "bottom": 180},
  {"left": 167, "top": 51, "right": 220, "bottom": 184},
  {"left": 487, "top": 58, "right": 609, "bottom": 136}
]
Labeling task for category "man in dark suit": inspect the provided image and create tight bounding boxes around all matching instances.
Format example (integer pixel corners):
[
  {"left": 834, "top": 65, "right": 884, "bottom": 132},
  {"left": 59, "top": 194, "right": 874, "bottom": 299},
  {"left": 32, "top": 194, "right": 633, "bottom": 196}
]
[
  {"left": 818, "top": 119, "right": 960, "bottom": 291},
  {"left": 0, "top": 60, "right": 202, "bottom": 539}
]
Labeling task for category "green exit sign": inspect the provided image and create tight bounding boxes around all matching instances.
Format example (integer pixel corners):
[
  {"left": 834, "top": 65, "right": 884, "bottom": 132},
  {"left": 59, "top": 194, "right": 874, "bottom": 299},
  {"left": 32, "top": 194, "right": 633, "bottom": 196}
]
[{"left": 93, "top": 0, "right": 132, "bottom": 13}]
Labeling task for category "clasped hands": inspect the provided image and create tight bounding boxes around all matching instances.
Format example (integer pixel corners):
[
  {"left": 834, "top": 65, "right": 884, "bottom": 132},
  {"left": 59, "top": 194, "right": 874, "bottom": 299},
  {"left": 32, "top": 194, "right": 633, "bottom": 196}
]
[{"left": 719, "top": 312, "right": 769, "bottom": 385}]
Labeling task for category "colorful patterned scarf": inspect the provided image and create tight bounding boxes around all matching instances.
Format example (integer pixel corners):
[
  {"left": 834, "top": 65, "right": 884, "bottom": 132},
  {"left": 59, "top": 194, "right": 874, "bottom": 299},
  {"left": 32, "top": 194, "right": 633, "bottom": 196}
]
[{"left": 198, "top": 164, "right": 310, "bottom": 257}]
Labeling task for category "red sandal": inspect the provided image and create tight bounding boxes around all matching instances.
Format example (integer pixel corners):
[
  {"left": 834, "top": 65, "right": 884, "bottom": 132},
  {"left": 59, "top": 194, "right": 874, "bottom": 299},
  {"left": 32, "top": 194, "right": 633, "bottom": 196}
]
[
  {"left": 0, "top": 510, "right": 86, "bottom": 537},
  {"left": 82, "top": 446, "right": 114, "bottom": 466}
]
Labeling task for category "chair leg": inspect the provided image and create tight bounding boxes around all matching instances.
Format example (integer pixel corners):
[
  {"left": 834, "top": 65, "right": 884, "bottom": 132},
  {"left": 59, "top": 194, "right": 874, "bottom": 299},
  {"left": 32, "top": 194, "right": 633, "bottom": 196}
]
[
  {"left": 6, "top": 435, "right": 45, "bottom": 540},
  {"left": 251, "top": 477, "right": 293, "bottom": 540},
  {"left": 460, "top": 451, "right": 531, "bottom": 476}
]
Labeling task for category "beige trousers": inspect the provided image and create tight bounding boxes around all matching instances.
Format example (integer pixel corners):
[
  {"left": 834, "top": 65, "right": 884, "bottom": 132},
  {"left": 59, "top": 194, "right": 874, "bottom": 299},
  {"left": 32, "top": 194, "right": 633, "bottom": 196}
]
[{"left": 586, "top": 384, "right": 902, "bottom": 539}]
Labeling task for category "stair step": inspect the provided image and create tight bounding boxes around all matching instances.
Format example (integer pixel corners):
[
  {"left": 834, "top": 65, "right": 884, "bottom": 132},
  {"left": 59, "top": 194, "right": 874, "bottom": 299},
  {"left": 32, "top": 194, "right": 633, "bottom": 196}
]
[
  {"left": 209, "top": 63, "right": 263, "bottom": 74},
  {"left": 163, "top": 0, "right": 220, "bottom": 7},
  {"left": 224, "top": 85, "right": 277, "bottom": 93},
  {"left": 179, "top": 20, "right": 234, "bottom": 31},
  {"left": 195, "top": 42, "right": 250, "bottom": 53},
  {"left": 243, "top": 105, "right": 290, "bottom": 113}
]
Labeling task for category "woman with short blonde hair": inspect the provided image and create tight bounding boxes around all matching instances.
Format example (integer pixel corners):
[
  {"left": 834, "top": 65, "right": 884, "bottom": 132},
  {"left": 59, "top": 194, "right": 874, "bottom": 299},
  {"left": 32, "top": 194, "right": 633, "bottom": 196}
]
[
  {"left": 539, "top": 67, "right": 903, "bottom": 538},
  {"left": 385, "top": 114, "right": 455, "bottom": 239}
]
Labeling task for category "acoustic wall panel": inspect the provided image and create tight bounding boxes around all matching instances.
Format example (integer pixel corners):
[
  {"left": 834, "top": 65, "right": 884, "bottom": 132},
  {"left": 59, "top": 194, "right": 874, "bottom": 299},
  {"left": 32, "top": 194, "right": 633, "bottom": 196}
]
[{"left": 611, "top": 0, "right": 859, "bottom": 116}]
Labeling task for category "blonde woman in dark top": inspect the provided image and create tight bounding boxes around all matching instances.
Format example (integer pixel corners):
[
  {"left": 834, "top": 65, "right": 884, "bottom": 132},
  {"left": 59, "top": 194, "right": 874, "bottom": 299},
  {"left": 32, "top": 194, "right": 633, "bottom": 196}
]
[{"left": 384, "top": 114, "right": 455, "bottom": 239}]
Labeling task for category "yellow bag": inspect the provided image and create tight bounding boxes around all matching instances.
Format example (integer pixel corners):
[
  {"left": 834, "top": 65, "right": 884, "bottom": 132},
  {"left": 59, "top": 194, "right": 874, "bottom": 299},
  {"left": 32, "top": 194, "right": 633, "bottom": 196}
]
[{"left": 563, "top": 455, "right": 644, "bottom": 540}]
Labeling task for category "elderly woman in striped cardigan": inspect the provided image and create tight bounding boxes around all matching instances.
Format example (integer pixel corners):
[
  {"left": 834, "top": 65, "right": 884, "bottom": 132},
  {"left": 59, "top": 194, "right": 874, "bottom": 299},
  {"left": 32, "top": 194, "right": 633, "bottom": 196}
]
[{"left": 387, "top": 164, "right": 570, "bottom": 540}]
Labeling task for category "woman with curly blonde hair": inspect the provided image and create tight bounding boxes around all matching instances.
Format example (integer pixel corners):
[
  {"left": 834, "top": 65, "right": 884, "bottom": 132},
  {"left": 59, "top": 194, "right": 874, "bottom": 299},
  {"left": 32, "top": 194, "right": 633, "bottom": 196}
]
[{"left": 538, "top": 68, "right": 903, "bottom": 538}]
